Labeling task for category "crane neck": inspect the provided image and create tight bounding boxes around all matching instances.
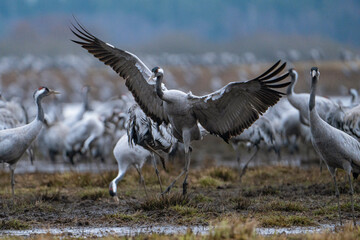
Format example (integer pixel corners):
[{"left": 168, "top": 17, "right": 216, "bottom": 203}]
[
  {"left": 155, "top": 74, "right": 164, "bottom": 100},
  {"left": 83, "top": 88, "right": 90, "bottom": 111},
  {"left": 35, "top": 96, "right": 45, "bottom": 122},
  {"left": 287, "top": 74, "right": 297, "bottom": 96},
  {"left": 309, "top": 75, "right": 318, "bottom": 112},
  {"left": 351, "top": 91, "right": 358, "bottom": 104}
]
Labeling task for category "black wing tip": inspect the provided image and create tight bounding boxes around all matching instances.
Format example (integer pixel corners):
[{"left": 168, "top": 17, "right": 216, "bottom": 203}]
[
  {"left": 250, "top": 60, "right": 288, "bottom": 82},
  {"left": 70, "top": 16, "right": 96, "bottom": 43}
]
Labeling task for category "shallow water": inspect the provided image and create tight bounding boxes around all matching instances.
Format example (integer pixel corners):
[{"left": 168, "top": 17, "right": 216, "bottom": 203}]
[
  {"left": 0, "top": 224, "right": 337, "bottom": 237},
  {"left": 256, "top": 224, "right": 335, "bottom": 235},
  {"left": 0, "top": 225, "right": 210, "bottom": 237}
]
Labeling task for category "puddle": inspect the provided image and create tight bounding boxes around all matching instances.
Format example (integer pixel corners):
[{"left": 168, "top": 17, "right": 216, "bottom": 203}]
[
  {"left": 0, "top": 225, "right": 210, "bottom": 237},
  {"left": 0, "top": 224, "right": 337, "bottom": 237},
  {"left": 256, "top": 224, "right": 335, "bottom": 235}
]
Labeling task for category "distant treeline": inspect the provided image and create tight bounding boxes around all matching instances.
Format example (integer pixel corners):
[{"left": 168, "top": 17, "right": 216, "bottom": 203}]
[{"left": 0, "top": 0, "right": 358, "bottom": 56}]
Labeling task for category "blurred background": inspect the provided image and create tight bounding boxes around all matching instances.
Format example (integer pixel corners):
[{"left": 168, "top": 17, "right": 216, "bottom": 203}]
[
  {"left": 0, "top": 0, "right": 359, "bottom": 58},
  {"left": 0, "top": 0, "right": 359, "bottom": 98},
  {"left": 1, "top": 0, "right": 360, "bottom": 170}
]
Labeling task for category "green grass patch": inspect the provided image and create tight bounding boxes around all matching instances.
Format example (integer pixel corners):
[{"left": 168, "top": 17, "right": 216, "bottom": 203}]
[
  {"left": 198, "top": 176, "right": 222, "bottom": 188},
  {"left": 78, "top": 187, "right": 107, "bottom": 200},
  {"left": 231, "top": 196, "right": 252, "bottom": 210},
  {"left": 170, "top": 205, "right": 198, "bottom": 216},
  {"left": 209, "top": 167, "right": 236, "bottom": 182},
  {"left": 260, "top": 215, "right": 316, "bottom": 227},
  {"left": 193, "top": 194, "right": 213, "bottom": 203},
  {"left": 263, "top": 200, "right": 307, "bottom": 212},
  {"left": 0, "top": 219, "right": 30, "bottom": 230},
  {"left": 105, "top": 212, "right": 141, "bottom": 222},
  {"left": 137, "top": 193, "right": 190, "bottom": 211},
  {"left": 208, "top": 219, "right": 258, "bottom": 240}
]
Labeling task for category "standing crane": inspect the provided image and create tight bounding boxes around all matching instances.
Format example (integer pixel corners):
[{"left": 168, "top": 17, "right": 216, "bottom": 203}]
[
  {"left": 287, "top": 69, "right": 338, "bottom": 125},
  {"left": 309, "top": 67, "right": 359, "bottom": 226},
  {"left": 0, "top": 87, "right": 59, "bottom": 198},
  {"left": 71, "top": 21, "right": 290, "bottom": 195}
]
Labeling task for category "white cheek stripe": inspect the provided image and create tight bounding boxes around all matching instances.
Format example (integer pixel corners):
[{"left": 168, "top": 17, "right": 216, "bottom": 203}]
[{"left": 34, "top": 88, "right": 45, "bottom": 99}]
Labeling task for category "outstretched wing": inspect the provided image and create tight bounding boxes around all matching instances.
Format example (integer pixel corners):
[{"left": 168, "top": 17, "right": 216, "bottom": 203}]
[
  {"left": 191, "top": 61, "right": 290, "bottom": 143},
  {"left": 70, "top": 20, "right": 169, "bottom": 125}
]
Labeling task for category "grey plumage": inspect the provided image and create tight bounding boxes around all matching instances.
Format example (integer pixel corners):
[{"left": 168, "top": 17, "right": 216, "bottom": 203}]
[
  {"left": 350, "top": 88, "right": 359, "bottom": 105},
  {"left": 231, "top": 116, "right": 279, "bottom": 179},
  {"left": 287, "top": 69, "right": 338, "bottom": 125},
  {"left": 71, "top": 20, "right": 290, "bottom": 195},
  {"left": 0, "top": 108, "right": 21, "bottom": 130},
  {"left": 309, "top": 67, "right": 359, "bottom": 226},
  {"left": 109, "top": 104, "right": 175, "bottom": 197},
  {"left": 109, "top": 134, "right": 152, "bottom": 199},
  {"left": 0, "top": 87, "right": 59, "bottom": 198}
]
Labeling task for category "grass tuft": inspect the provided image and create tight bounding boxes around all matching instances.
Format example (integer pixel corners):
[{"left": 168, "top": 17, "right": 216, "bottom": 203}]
[
  {"left": 209, "top": 167, "right": 236, "bottom": 182},
  {"left": 138, "top": 193, "right": 190, "bottom": 211},
  {"left": 260, "top": 215, "right": 316, "bottom": 227},
  {"left": 198, "top": 176, "right": 222, "bottom": 188},
  {"left": 193, "top": 194, "right": 213, "bottom": 203},
  {"left": 263, "top": 200, "right": 307, "bottom": 212},
  {"left": 208, "top": 219, "right": 258, "bottom": 240},
  {"left": 170, "top": 205, "right": 198, "bottom": 216},
  {"left": 232, "top": 196, "right": 252, "bottom": 210},
  {"left": 78, "top": 188, "right": 107, "bottom": 200},
  {"left": 0, "top": 219, "right": 30, "bottom": 230}
]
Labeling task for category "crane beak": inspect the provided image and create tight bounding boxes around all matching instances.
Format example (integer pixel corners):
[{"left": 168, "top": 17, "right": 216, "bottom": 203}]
[
  {"left": 148, "top": 73, "right": 155, "bottom": 82},
  {"left": 49, "top": 90, "right": 60, "bottom": 95},
  {"left": 49, "top": 90, "right": 61, "bottom": 95},
  {"left": 311, "top": 70, "right": 316, "bottom": 78}
]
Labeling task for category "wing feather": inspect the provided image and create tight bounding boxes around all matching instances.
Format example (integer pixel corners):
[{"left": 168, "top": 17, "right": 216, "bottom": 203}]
[
  {"left": 70, "top": 20, "right": 169, "bottom": 124},
  {"left": 191, "top": 61, "right": 290, "bottom": 143}
]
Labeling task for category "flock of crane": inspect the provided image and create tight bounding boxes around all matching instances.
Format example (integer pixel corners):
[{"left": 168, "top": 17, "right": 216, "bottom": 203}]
[{"left": 1, "top": 20, "right": 360, "bottom": 227}]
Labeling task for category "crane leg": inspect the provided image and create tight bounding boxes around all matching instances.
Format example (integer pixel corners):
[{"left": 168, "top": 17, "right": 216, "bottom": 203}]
[
  {"left": 182, "top": 146, "right": 191, "bottom": 196},
  {"left": 145, "top": 144, "right": 164, "bottom": 193},
  {"left": 332, "top": 174, "right": 343, "bottom": 226},
  {"left": 348, "top": 174, "right": 356, "bottom": 226},
  {"left": 162, "top": 169, "right": 186, "bottom": 195},
  {"left": 162, "top": 129, "right": 191, "bottom": 196},
  {"left": 151, "top": 153, "right": 163, "bottom": 193},
  {"left": 10, "top": 165, "right": 15, "bottom": 200},
  {"left": 27, "top": 147, "right": 35, "bottom": 165},
  {"left": 239, "top": 146, "right": 259, "bottom": 180},
  {"left": 319, "top": 158, "right": 323, "bottom": 173},
  {"left": 181, "top": 130, "right": 192, "bottom": 196},
  {"left": 233, "top": 144, "right": 241, "bottom": 173},
  {"left": 135, "top": 165, "right": 148, "bottom": 199}
]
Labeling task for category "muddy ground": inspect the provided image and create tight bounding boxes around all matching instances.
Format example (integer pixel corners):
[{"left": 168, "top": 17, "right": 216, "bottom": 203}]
[{"left": 1, "top": 150, "right": 359, "bottom": 232}]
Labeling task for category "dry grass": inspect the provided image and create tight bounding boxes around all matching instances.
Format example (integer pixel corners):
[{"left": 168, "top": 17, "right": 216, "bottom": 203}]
[
  {"left": 136, "top": 192, "right": 190, "bottom": 211},
  {"left": 1, "top": 161, "right": 360, "bottom": 238},
  {"left": 259, "top": 215, "right": 316, "bottom": 227}
]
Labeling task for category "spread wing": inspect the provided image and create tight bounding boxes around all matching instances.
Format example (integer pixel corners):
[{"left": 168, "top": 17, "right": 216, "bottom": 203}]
[
  {"left": 70, "top": 20, "right": 169, "bottom": 125},
  {"left": 191, "top": 61, "right": 290, "bottom": 143}
]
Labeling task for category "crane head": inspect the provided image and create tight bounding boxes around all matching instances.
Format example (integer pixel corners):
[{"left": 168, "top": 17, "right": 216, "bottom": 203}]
[
  {"left": 33, "top": 87, "right": 60, "bottom": 100},
  {"left": 288, "top": 68, "right": 298, "bottom": 82},
  {"left": 149, "top": 66, "right": 164, "bottom": 80},
  {"left": 310, "top": 67, "right": 320, "bottom": 78}
]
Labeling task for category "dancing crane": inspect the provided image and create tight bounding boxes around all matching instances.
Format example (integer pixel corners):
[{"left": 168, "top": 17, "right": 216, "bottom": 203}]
[{"left": 71, "top": 21, "right": 290, "bottom": 195}]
